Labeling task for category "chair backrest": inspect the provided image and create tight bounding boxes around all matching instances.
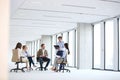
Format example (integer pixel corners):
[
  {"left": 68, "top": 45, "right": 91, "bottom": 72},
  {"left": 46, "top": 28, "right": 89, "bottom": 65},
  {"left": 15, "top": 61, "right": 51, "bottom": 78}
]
[{"left": 12, "top": 49, "right": 20, "bottom": 62}]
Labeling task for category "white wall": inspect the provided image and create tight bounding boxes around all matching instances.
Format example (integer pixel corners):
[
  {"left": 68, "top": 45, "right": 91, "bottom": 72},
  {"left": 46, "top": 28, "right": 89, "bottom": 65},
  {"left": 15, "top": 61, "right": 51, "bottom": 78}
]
[{"left": 77, "top": 23, "right": 93, "bottom": 69}]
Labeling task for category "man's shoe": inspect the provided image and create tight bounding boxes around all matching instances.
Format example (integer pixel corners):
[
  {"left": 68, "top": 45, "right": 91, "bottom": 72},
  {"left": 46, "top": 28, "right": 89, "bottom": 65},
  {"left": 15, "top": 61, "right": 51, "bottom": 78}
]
[
  {"left": 40, "top": 68, "right": 43, "bottom": 71},
  {"left": 44, "top": 67, "right": 48, "bottom": 71}
]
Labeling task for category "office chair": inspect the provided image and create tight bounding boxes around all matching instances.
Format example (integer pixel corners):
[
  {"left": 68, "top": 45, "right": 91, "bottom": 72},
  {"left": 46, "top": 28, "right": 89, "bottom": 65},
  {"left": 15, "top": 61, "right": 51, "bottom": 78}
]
[
  {"left": 10, "top": 49, "right": 26, "bottom": 72},
  {"left": 35, "top": 57, "right": 47, "bottom": 71},
  {"left": 58, "top": 59, "right": 70, "bottom": 73},
  {"left": 55, "top": 50, "right": 70, "bottom": 73}
]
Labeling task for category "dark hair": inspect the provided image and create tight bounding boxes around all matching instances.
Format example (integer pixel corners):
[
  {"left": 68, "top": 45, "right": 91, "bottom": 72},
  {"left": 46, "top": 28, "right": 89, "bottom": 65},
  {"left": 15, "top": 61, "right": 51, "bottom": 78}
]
[
  {"left": 41, "top": 43, "right": 45, "bottom": 47},
  {"left": 58, "top": 36, "right": 62, "bottom": 39},
  {"left": 64, "top": 43, "right": 70, "bottom": 55},
  {"left": 22, "top": 45, "right": 26, "bottom": 49},
  {"left": 15, "top": 42, "right": 22, "bottom": 49}
]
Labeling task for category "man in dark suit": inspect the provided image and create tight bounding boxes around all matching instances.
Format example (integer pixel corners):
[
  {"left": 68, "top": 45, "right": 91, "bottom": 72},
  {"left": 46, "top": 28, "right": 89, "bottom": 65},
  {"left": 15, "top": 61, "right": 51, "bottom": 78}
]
[{"left": 37, "top": 44, "right": 50, "bottom": 70}]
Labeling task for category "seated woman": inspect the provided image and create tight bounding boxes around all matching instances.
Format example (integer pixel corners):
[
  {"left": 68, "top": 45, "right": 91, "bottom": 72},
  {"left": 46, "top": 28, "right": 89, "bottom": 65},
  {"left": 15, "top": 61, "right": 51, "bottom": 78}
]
[
  {"left": 51, "top": 45, "right": 66, "bottom": 72},
  {"left": 22, "top": 45, "right": 36, "bottom": 68},
  {"left": 15, "top": 42, "right": 29, "bottom": 70},
  {"left": 59, "top": 43, "right": 70, "bottom": 70}
]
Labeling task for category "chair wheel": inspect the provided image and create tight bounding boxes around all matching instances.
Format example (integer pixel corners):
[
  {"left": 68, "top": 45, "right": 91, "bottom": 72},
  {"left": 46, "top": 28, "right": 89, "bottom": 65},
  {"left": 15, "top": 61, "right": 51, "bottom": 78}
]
[
  {"left": 68, "top": 70, "right": 70, "bottom": 72},
  {"left": 10, "top": 70, "right": 12, "bottom": 72},
  {"left": 21, "top": 69, "right": 25, "bottom": 72}
]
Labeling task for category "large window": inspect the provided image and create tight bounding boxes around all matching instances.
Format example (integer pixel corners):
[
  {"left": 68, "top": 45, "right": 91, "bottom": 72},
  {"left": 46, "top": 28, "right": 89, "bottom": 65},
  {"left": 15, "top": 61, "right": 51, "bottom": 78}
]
[
  {"left": 26, "top": 42, "right": 32, "bottom": 55},
  {"left": 94, "top": 23, "right": 101, "bottom": 68},
  {"left": 63, "top": 32, "right": 68, "bottom": 43},
  {"left": 52, "top": 35, "right": 57, "bottom": 64},
  {"left": 105, "top": 20, "right": 114, "bottom": 69},
  {"left": 68, "top": 30, "right": 75, "bottom": 67},
  {"left": 37, "top": 39, "right": 40, "bottom": 50},
  {"left": 31, "top": 41, "right": 34, "bottom": 55},
  {"left": 34, "top": 41, "right": 37, "bottom": 55}
]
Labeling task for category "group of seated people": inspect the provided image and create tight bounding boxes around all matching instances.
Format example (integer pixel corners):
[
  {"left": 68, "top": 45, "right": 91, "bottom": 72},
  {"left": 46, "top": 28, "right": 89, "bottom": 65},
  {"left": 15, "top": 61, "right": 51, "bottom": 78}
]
[{"left": 13, "top": 36, "right": 70, "bottom": 72}]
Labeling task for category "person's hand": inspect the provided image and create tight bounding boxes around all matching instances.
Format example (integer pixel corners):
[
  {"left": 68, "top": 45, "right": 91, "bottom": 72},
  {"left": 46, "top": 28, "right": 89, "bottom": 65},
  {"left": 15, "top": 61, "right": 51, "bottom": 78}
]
[
  {"left": 40, "top": 55, "right": 43, "bottom": 57},
  {"left": 43, "top": 55, "right": 47, "bottom": 57}
]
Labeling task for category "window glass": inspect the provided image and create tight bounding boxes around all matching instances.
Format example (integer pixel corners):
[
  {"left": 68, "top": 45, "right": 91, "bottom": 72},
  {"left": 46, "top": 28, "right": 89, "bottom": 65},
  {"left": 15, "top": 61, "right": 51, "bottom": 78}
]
[
  {"left": 94, "top": 23, "right": 101, "bottom": 68},
  {"left": 105, "top": 20, "right": 114, "bottom": 69}
]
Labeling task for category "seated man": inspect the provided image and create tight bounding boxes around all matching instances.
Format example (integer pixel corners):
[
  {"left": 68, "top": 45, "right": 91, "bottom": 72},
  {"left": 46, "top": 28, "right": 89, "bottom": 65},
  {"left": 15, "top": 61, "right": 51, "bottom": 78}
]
[{"left": 37, "top": 44, "right": 50, "bottom": 71}]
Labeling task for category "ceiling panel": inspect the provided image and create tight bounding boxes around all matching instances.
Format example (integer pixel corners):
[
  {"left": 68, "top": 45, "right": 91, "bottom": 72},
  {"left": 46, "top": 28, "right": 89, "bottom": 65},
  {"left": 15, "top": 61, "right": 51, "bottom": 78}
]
[{"left": 10, "top": 0, "right": 120, "bottom": 44}]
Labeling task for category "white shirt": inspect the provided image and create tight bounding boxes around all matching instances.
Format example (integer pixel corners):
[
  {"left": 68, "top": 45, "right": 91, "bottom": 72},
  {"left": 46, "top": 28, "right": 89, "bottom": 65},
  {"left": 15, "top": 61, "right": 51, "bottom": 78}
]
[
  {"left": 57, "top": 41, "right": 64, "bottom": 51},
  {"left": 64, "top": 49, "right": 68, "bottom": 58},
  {"left": 22, "top": 50, "right": 31, "bottom": 57},
  {"left": 42, "top": 49, "right": 45, "bottom": 56},
  {"left": 57, "top": 41, "right": 66, "bottom": 58},
  {"left": 17, "top": 48, "right": 28, "bottom": 58}
]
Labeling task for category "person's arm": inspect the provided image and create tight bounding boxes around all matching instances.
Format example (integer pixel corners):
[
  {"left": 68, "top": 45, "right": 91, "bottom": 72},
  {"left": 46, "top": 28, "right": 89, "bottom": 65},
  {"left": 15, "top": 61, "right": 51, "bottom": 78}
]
[
  {"left": 27, "top": 52, "right": 34, "bottom": 57},
  {"left": 37, "top": 49, "right": 40, "bottom": 57},
  {"left": 44, "top": 50, "right": 48, "bottom": 57},
  {"left": 62, "top": 49, "right": 67, "bottom": 58},
  {"left": 57, "top": 41, "right": 65, "bottom": 50},
  {"left": 39, "top": 49, "right": 43, "bottom": 57}
]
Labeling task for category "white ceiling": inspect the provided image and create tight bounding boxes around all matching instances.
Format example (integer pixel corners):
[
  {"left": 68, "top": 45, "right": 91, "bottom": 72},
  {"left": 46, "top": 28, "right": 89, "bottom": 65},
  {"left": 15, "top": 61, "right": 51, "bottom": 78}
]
[{"left": 10, "top": 0, "right": 120, "bottom": 43}]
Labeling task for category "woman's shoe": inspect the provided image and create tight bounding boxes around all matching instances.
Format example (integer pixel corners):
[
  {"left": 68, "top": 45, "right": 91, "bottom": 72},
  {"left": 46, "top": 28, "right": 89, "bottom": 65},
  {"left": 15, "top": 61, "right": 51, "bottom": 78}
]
[
  {"left": 51, "top": 67, "right": 56, "bottom": 71},
  {"left": 33, "top": 65, "right": 37, "bottom": 67},
  {"left": 54, "top": 69, "right": 58, "bottom": 72}
]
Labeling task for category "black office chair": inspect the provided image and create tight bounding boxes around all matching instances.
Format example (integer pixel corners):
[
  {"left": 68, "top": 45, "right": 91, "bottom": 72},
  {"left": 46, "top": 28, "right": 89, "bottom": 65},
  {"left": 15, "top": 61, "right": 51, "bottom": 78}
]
[
  {"left": 10, "top": 62, "right": 25, "bottom": 72},
  {"left": 35, "top": 57, "right": 47, "bottom": 71},
  {"left": 58, "top": 59, "right": 70, "bottom": 73}
]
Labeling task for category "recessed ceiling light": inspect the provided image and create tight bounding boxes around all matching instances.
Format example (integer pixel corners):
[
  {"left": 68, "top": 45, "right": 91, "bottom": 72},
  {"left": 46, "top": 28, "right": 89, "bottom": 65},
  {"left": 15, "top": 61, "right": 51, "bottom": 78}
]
[
  {"left": 43, "top": 15, "right": 71, "bottom": 19},
  {"left": 62, "top": 4, "right": 96, "bottom": 9},
  {"left": 11, "top": 18, "right": 77, "bottom": 23},
  {"left": 19, "top": 8, "right": 83, "bottom": 14},
  {"left": 29, "top": 1, "right": 41, "bottom": 5},
  {"left": 19, "top": 8, "right": 110, "bottom": 17},
  {"left": 10, "top": 25, "right": 58, "bottom": 28},
  {"left": 32, "top": 22, "right": 55, "bottom": 25},
  {"left": 100, "top": 0, "right": 120, "bottom": 3}
]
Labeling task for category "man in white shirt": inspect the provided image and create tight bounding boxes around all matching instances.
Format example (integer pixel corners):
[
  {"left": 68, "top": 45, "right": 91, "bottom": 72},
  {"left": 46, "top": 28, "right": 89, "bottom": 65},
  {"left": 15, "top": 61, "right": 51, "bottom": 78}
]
[{"left": 57, "top": 36, "right": 66, "bottom": 58}]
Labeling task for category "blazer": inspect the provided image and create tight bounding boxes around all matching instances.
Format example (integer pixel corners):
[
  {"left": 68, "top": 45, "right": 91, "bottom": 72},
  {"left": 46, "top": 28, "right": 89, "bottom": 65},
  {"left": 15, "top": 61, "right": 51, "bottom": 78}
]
[{"left": 37, "top": 49, "right": 48, "bottom": 57}]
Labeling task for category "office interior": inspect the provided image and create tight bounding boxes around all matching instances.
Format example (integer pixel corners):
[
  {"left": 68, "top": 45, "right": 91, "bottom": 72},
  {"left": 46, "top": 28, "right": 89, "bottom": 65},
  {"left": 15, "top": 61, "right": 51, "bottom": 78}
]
[{"left": 0, "top": 0, "right": 120, "bottom": 80}]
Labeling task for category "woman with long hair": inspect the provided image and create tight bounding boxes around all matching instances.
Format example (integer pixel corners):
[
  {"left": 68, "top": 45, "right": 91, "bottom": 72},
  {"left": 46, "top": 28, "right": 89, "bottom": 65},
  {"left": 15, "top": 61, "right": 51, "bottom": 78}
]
[{"left": 15, "top": 42, "right": 29, "bottom": 70}]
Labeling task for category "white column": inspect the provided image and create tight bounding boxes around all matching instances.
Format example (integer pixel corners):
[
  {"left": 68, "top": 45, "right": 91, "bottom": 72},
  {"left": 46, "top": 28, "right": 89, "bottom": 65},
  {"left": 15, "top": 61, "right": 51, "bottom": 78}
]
[
  {"left": 77, "top": 23, "right": 92, "bottom": 69},
  {"left": 0, "top": 0, "right": 9, "bottom": 80},
  {"left": 76, "top": 24, "right": 80, "bottom": 69}
]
